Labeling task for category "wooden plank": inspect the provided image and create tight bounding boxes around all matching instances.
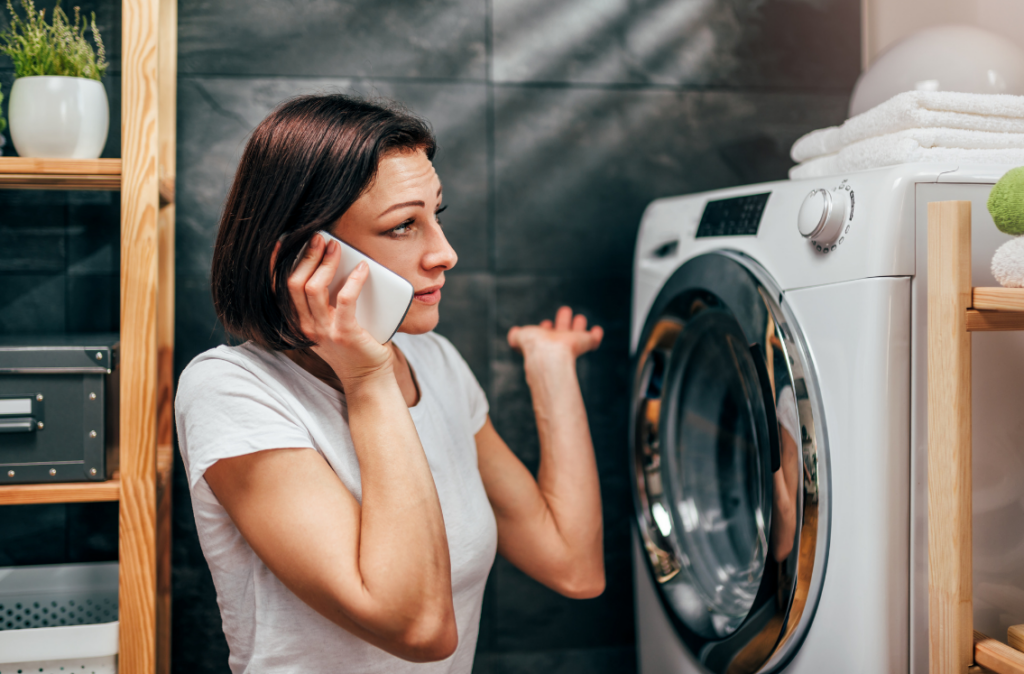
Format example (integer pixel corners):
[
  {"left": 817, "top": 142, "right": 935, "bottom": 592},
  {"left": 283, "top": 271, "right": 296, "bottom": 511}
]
[
  {"left": 120, "top": 0, "right": 161, "bottom": 669},
  {"left": 1010, "top": 625, "right": 1024, "bottom": 654},
  {"left": 976, "top": 631, "right": 1024, "bottom": 674},
  {"left": 973, "top": 287, "right": 1024, "bottom": 312},
  {"left": 0, "top": 479, "right": 119, "bottom": 505},
  {"left": 156, "top": 1, "right": 177, "bottom": 669},
  {"left": 0, "top": 157, "right": 121, "bottom": 174},
  {"left": 928, "top": 200, "right": 974, "bottom": 674},
  {"left": 967, "top": 310, "right": 1024, "bottom": 332},
  {"left": 0, "top": 158, "right": 121, "bottom": 190}
]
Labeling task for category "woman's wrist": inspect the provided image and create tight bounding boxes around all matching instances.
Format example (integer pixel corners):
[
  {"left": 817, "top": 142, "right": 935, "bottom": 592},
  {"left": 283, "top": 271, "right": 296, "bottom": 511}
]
[{"left": 337, "top": 362, "right": 397, "bottom": 398}]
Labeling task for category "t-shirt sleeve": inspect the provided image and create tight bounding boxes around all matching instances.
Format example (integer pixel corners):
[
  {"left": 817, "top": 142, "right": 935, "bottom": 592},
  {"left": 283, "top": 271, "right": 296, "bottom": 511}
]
[{"left": 175, "top": 357, "right": 315, "bottom": 490}]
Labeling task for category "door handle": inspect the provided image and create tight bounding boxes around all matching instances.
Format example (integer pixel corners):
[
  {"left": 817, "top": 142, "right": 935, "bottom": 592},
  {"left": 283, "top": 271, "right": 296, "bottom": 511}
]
[{"left": 748, "top": 344, "right": 781, "bottom": 473}]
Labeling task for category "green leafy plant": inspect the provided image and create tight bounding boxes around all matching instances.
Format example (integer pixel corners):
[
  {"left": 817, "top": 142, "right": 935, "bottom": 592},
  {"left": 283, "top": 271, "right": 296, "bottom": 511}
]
[
  {"left": 0, "top": 0, "right": 107, "bottom": 80},
  {"left": 0, "top": 87, "right": 7, "bottom": 133}
]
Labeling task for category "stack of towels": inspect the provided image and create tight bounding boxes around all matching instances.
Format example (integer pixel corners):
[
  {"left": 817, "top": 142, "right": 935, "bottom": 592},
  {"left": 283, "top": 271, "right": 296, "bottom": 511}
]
[{"left": 789, "top": 91, "right": 1024, "bottom": 179}]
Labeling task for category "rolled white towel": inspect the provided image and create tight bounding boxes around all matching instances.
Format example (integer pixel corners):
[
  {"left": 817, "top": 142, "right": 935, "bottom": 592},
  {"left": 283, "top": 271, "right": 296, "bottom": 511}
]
[
  {"left": 791, "top": 91, "right": 1024, "bottom": 163},
  {"left": 789, "top": 146, "right": 1024, "bottom": 179}
]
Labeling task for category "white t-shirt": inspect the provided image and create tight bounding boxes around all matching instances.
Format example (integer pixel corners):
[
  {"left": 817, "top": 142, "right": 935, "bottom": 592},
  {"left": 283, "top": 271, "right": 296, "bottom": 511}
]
[{"left": 174, "top": 332, "right": 498, "bottom": 674}]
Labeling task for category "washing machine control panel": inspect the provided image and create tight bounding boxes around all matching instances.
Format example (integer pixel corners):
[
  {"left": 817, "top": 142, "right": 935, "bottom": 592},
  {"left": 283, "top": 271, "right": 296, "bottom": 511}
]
[{"left": 798, "top": 181, "right": 855, "bottom": 253}]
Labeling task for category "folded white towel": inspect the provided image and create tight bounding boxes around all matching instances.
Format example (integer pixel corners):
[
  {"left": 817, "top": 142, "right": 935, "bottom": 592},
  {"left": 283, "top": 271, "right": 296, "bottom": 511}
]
[
  {"left": 790, "top": 146, "right": 1024, "bottom": 180},
  {"left": 791, "top": 91, "right": 1024, "bottom": 163}
]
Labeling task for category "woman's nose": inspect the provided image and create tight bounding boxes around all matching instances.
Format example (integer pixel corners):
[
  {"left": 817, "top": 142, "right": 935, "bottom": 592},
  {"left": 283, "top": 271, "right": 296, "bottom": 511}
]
[{"left": 424, "top": 222, "right": 458, "bottom": 271}]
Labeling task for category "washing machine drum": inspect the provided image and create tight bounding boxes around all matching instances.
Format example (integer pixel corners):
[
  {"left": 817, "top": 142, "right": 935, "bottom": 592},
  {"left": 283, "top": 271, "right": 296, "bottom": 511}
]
[{"left": 631, "top": 251, "right": 830, "bottom": 674}]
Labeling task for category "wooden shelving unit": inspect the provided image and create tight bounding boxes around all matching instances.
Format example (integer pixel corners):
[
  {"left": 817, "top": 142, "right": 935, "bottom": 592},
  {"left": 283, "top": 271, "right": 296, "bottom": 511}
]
[
  {"left": 0, "top": 0, "right": 177, "bottom": 672},
  {"left": 928, "top": 201, "right": 1024, "bottom": 674}
]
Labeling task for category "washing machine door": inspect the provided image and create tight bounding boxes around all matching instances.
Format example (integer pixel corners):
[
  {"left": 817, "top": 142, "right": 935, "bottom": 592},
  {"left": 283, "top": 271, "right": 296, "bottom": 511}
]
[{"left": 631, "top": 251, "right": 829, "bottom": 674}]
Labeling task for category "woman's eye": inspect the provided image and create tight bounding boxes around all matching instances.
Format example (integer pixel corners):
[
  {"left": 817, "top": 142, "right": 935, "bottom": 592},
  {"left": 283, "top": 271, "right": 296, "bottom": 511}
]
[
  {"left": 390, "top": 220, "right": 413, "bottom": 236},
  {"left": 435, "top": 204, "right": 447, "bottom": 224}
]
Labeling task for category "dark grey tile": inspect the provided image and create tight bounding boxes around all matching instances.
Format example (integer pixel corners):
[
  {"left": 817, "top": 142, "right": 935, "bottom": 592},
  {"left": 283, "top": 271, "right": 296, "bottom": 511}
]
[
  {"left": 176, "top": 76, "right": 489, "bottom": 275},
  {"left": 66, "top": 273, "right": 118, "bottom": 333},
  {"left": 491, "top": 551, "right": 634, "bottom": 652},
  {"left": 0, "top": 273, "right": 65, "bottom": 334},
  {"left": 493, "top": 0, "right": 858, "bottom": 89},
  {"left": 101, "top": 74, "right": 122, "bottom": 158},
  {"left": 67, "top": 191, "right": 120, "bottom": 274},
  {"left": 178, "top": 0, "right": 486, "bottom": 79},
  {"left": 173, "top": 273, "right": 226, "bottom": 378},
  {"left": 491, "top": 274, "right": 631, "bottom": 471},
  {"left": 66, "top": 501, "right": 119, "bottom": 562},
  {"left": 0, "top": 223, "right": 66, "bottom": 272},
  {"left": 493, "top": 87, "right": 849, "bottom": 274},
  {"left": 433, "top": 271, "right": 493, "bottom": 394},
  {"left": 0, "top": 504, "right": 66, "bottom": 565},
  {"left": 473, "top": 646, "right": 636, "bottom": 674}
]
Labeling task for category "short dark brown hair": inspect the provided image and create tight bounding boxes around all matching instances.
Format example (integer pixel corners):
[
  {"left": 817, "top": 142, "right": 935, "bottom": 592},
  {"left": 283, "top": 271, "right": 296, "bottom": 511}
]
[{"left": 210, "top": 94, "right": 436, "bottom": 350}]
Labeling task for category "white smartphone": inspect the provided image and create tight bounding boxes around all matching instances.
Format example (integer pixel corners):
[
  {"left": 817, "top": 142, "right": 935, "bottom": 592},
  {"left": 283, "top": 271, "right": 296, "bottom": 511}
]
[{"left": 298, "top": 231, "right": 414, "bottom": 344}]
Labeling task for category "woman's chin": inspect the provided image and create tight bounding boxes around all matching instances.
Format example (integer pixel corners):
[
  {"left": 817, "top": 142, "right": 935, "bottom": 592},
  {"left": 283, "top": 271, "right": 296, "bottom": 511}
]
[{"left": 397, "top": 305, "right": 440, "bottom": 335}]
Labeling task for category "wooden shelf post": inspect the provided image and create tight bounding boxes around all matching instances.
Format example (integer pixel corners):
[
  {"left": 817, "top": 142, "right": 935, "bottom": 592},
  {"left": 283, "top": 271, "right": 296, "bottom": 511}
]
[
  {"left": 120, "top": 0, "right": 176, "bottom": 671},
  {"left": 928, "top": 200, "right": 974, "bottom": 674}
]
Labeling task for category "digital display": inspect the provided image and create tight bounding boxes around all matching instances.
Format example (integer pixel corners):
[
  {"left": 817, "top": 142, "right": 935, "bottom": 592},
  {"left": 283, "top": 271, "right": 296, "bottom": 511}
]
[{"left": 695, "top": 192, "right": 771, "bottom": 238}]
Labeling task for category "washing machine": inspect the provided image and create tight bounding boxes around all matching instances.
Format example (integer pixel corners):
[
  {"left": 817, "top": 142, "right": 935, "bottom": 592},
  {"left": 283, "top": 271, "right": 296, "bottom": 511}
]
[{"left": 630, "top": 163, "right": 1024, "bottom": 673}]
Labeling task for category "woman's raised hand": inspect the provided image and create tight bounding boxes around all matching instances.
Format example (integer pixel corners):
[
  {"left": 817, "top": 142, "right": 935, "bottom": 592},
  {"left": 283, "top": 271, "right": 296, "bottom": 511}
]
[
  {"left": 287, "top": 234, "right": 393, "bottom": 383},
  {"left": 507, "top": 306, "right": 603, "bottom": 361}
]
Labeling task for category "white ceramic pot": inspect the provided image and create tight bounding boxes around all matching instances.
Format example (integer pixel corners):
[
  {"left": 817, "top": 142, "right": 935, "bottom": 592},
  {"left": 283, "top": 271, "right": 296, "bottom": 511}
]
[{"left": 8, "top": 76, "right": 109, "bottom": 159}]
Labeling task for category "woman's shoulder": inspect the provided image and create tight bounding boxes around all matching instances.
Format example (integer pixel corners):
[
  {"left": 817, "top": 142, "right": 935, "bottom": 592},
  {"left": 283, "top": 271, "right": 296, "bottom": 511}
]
[{"left": 177, "top": 342, "right": 290, "bottom": 402}]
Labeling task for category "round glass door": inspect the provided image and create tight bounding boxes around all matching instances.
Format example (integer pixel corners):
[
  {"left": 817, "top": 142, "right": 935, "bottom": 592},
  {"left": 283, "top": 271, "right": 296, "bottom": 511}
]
[{"left": 631, "top": 252, "right": 829, "bottom": 674}]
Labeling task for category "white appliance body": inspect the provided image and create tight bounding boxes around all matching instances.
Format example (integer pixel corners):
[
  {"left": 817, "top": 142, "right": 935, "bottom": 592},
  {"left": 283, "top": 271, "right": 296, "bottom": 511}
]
[{"left": 631, "top": 163, "right": 1024, "bottom": 673}]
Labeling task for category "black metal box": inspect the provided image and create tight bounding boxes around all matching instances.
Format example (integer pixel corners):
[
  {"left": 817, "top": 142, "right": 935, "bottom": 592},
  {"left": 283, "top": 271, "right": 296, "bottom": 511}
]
[{"left": 0, "top": 334, "right": 119, "bottom": 484}]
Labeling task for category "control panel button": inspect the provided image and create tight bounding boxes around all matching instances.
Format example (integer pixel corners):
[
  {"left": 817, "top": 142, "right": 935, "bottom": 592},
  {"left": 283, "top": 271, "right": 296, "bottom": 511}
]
[{"left": 798, "top": 187, "right": 849, "bottom": 245}]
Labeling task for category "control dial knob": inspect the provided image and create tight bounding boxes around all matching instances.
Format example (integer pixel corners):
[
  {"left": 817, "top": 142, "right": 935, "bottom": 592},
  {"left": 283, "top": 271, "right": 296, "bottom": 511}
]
[{"left": 798, "top": 188, "right": 849, "bottom": 245}]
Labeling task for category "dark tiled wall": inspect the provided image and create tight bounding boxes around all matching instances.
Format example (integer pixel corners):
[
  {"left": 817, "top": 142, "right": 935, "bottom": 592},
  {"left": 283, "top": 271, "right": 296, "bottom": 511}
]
[{"left": 1, "top": 0, "right": 859, "bottom": 671}]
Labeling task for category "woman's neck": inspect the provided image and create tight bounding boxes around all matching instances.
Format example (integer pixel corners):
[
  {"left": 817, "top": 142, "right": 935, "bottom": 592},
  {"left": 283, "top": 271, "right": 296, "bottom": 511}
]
[
  {"left": 284, "top": 347, "right": 345, "bottom": 392},
  {"left": 284, "top": 342, "right": 420, "bottom": 406}
]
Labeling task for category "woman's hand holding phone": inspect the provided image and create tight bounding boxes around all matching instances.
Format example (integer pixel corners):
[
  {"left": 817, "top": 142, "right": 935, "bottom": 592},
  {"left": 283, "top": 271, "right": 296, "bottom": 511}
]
[{"left": 288, "top": 234, "right": 393, "bottom": 386}]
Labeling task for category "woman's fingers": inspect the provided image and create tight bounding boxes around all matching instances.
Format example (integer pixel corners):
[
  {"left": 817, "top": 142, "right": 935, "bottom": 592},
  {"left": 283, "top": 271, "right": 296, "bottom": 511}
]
[
  {"left": 287, "top": 235, "right": 326, "bottom": 335},
  {"left": 572, "top": 313, "right": 588, "bottom": 332},
  {"left": 539, "top": 319, "right": 553, "bottom": 330},
  {"left": 332, "top": 261, "right": 370, "bottom": 331},
  {"left": 507, "top": 326, "right": 522, "bottom": 351},
  {"left": 305, "top": 239, "right": 342, "bottom": 329},
  {"left": 554, "top": 306, "right": 573, "bottom": 331}
]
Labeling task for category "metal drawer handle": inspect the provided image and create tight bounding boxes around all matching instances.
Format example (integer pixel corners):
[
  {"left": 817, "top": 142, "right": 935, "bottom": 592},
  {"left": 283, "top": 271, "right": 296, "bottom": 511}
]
[{"left": 0, "top": 416, "right": 36, "bottom": 433}]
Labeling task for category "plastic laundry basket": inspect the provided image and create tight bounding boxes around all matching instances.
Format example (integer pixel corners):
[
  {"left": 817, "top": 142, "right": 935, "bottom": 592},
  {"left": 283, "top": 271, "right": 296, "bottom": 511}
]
[{"left": 0, "top": 562, "right": 118, "bottom": 674}]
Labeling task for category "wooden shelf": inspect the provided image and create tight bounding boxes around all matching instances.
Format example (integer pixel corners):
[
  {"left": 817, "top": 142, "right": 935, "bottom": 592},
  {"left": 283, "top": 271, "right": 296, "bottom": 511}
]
[
  {"left": 968, "top": 287, "right": 1024, "bottom": 331},
  {"left": 973, "top": 287, "right": 1024, "bottom": 312},
  {"left": 0, "top": 157, "right": 121, "bottom": 190},
  {"left": 0, "top": 478, "right": 120, "bottom": 505}
]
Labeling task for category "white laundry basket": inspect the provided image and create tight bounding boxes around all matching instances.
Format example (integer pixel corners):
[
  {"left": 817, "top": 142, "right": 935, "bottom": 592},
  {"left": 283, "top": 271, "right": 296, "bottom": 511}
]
[{"left": 0, "top": 562, "right": 118, "bottom": 674}]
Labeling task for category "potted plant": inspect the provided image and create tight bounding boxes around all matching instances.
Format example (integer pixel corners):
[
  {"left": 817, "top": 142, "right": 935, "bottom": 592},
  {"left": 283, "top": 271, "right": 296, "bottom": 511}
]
[{"left": 0, "top": 0, "right": 108, "bottom": 159}]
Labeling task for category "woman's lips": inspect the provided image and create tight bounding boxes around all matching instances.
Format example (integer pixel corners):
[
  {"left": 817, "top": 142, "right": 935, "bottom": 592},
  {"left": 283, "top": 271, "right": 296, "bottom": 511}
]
[{"left": 414, "top": 288, "right": 441, "bottom": 305}]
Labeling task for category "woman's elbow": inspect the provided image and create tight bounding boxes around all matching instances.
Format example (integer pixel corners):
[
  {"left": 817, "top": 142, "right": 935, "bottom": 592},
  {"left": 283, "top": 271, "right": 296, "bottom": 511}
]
[
  {"left": 554, "top": 566, "right": 606, "bottom": 600},
  {"left": 396, "top": 607, "right": 459, "bottom": 662}
]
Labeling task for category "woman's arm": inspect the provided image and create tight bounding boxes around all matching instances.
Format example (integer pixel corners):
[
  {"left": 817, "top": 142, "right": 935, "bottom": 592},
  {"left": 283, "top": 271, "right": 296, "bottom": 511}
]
[
  {"left": 204, "top": 234, "right": 456, "bottom": 662},
  {"left": 476, "top": 307, "right": 605, "bottom": 598}
]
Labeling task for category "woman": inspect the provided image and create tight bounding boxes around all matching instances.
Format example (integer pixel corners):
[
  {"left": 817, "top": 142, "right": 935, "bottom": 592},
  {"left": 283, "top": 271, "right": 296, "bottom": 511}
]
[{"left": 175, "top": 94, "right": 605, "bottom": 673}]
